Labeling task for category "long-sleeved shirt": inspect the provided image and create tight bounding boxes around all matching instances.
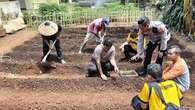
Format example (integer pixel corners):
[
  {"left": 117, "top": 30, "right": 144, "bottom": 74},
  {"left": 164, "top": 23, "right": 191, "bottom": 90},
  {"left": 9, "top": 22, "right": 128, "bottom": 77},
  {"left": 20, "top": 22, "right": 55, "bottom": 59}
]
[
  {"left": 137, "top": 21, "right": 171, "bottom": 55},
  {"left": 87, "top": 18, "right": 104, "bottom": 36},
  {"left": 163, "top": 57, "right": 190, "bottom": 92}
]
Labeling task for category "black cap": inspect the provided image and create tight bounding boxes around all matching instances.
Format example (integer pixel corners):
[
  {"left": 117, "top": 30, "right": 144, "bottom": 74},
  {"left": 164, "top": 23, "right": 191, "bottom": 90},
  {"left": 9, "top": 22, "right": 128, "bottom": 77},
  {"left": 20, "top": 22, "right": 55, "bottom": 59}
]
[
  {"left": 138, "top": 16, "right": 150, "bottom": 26},
  {"left": 103, "top": 37, "right": 113, "bottom": 47},
  {"left": 147, "top": 63, "right": 162, "bottom": 80},
  {"left": 152, "top": 27, "right": 159, "bottom": 33}
]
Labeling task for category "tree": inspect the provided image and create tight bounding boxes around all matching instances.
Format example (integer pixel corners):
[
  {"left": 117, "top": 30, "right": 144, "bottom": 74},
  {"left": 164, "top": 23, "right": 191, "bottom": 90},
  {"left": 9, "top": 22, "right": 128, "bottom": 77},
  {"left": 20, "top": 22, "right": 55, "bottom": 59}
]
[
  {"left": 121, "top": 0, "right": 126, "bottom": 5},
  {"left": 183, "top": 0, "right": 193, "bottom": 34},
  {"left": 156, "top": 0, "right": 194, "bottom": 35}
]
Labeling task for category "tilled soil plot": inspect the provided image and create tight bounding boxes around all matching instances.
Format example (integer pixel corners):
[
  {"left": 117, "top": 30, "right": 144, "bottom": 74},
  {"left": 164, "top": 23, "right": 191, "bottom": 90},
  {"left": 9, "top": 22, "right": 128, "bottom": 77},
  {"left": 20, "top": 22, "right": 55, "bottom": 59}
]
[{"left": 0, "top": 27, "right": 195, "bottom": 110}]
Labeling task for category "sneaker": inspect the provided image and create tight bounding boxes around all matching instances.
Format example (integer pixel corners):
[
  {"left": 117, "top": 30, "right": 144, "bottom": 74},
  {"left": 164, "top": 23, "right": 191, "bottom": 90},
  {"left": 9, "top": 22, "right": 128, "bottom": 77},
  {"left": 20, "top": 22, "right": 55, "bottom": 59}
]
[
  {"left": 85, "top": 73, "right": 90, "bottom": 77},
  {"left": 78, "top": 51, "right": 82, "bottom": 54},
  {"left": 60, "top": 59, "right": 66, "bottom": 64}
]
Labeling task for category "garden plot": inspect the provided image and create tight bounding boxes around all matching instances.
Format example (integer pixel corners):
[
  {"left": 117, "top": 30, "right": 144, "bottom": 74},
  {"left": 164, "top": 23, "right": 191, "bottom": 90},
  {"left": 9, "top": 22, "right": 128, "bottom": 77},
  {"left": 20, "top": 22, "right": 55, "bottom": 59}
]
[{"left": 0, "top": 27, "right": 195, "bottom": 109}]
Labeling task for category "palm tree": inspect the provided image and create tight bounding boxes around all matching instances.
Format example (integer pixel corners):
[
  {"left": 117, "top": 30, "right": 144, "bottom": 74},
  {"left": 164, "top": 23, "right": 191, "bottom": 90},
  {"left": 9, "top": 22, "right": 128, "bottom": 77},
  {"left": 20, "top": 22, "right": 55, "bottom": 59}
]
[{"left": 183, "top": 0, "right": 193, "bottom": 35}]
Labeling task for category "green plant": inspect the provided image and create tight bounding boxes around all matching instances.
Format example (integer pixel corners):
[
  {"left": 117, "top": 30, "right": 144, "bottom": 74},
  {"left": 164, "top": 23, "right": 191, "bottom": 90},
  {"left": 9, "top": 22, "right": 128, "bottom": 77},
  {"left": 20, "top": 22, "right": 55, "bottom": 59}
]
[
  {"left": 157, "top": 0, "right": 194, "bottom": 35},
  {"left": 156, "top": 0, "right": 184, "bottom": 32},
  {"left": 103, "top": 2, "right": 138, "bottom": 11},
  {"left": 38, "top": 3, "right": 61, "bottom": 15},
  {"left": 22, "top": 11, "right": 31, "bottom": 24}
]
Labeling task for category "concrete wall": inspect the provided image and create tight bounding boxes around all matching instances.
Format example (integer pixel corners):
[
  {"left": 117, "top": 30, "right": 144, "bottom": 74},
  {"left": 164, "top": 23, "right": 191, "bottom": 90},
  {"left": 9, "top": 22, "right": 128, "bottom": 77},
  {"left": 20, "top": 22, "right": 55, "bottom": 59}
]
[
  {"left": 18, "top": 0, "right": 27, "bottom": 9},
  {"left": 0, "top": 1, "right": 26, "bottom": 33},
  {"left": 0, "top": 1, "right": 22, "bottom": 19},
  {"left": 0, "top": 0, "right": 10, "bottom": 2}
]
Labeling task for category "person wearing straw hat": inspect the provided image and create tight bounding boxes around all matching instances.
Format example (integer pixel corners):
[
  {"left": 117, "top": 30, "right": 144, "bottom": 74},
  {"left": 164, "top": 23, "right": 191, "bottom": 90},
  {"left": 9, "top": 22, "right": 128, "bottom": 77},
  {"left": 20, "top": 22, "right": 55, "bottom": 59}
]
[
  {"left": 78, "top": 17, "right": 110, "bottom": 54},
  {"left": 38, "top": 21, "right": 66, "bottom": 64}
]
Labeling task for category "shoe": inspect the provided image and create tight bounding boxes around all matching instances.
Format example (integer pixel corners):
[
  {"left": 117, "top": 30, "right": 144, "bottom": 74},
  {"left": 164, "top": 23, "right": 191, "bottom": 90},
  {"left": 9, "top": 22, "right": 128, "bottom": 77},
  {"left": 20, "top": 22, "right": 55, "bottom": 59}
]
[
  {"left": 85, "top": 73, "right": 90, "bottom": 77},
  {"left": 138, "top": 71, "right": 147, "bottom": 77},
  {"left": 60, "top": 59, "right": 66, "bottom": 64},
  {"left": 78, "top": 51, "right": 82, "bottom": 54}
]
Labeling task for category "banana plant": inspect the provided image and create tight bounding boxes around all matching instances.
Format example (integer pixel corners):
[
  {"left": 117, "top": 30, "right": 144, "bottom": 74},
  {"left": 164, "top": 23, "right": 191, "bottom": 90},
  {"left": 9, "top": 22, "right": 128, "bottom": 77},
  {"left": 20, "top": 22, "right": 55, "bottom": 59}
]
[{"left": 155, "top": 0, "right": 193, "bottom": 36}]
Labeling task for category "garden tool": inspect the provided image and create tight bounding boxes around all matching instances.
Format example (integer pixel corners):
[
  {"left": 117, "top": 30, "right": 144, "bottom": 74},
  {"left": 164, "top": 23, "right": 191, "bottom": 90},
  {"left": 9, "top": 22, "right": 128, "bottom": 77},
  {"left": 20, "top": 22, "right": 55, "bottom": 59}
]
[{"left": 41, "top": 39, "right": 57, "bottom": 63}]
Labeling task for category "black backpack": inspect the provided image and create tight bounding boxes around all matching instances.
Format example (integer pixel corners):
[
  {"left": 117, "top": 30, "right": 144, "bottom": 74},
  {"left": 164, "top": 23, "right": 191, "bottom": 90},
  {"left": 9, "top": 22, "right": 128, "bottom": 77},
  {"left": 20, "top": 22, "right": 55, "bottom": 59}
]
[{"left": 149, "top": 82, "right": 182, "bottom": 110}]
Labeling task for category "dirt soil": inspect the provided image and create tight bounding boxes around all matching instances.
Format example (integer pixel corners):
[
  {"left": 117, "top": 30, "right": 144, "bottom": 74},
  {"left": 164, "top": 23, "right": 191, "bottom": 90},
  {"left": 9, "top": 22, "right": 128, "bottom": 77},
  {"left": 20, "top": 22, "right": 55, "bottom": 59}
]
[{"left": 0, "top": 27, "right": 195, "bottom": 110}]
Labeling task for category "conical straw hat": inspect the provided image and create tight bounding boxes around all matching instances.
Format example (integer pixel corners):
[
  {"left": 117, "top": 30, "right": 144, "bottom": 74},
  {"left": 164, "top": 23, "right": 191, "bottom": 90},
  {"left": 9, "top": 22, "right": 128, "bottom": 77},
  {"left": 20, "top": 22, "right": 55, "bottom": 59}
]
[{"left": 38, "top": 21, "right": 58, "bottom": 37}]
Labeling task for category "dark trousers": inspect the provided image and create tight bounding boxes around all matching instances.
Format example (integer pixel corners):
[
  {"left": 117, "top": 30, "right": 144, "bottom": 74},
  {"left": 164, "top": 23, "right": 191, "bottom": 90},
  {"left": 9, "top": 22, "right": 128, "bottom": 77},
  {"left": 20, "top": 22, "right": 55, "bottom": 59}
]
[
  {"left": 42, "top": 38, "right": 64, "bottom": 61},
  {"left": 124, "top": 44, "right": 137, "bottom": 59},
  {"left": 87, "top": 58, "right": 114, "bottom": 77},
  {"left": 143, "top": 41, "right": 165, "bottom": 74}
]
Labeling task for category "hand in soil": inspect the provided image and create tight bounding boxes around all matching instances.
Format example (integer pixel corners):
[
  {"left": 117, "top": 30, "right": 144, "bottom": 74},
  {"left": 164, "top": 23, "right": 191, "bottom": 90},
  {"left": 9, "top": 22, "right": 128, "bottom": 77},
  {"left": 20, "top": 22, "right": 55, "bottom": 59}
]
[{"left": 101, "top": 74, "right": 108, "bottom": 80}]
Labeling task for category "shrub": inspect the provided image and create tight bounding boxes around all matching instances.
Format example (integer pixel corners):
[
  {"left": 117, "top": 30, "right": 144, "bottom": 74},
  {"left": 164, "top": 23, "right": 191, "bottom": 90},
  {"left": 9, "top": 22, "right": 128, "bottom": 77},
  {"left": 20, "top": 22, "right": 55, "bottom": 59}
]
[
  {"left": 22, "top": 11, "right": 30, "bottom": 24},
  {"left": 38, "top": 3, "right": 61, "bottom": 15}
]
